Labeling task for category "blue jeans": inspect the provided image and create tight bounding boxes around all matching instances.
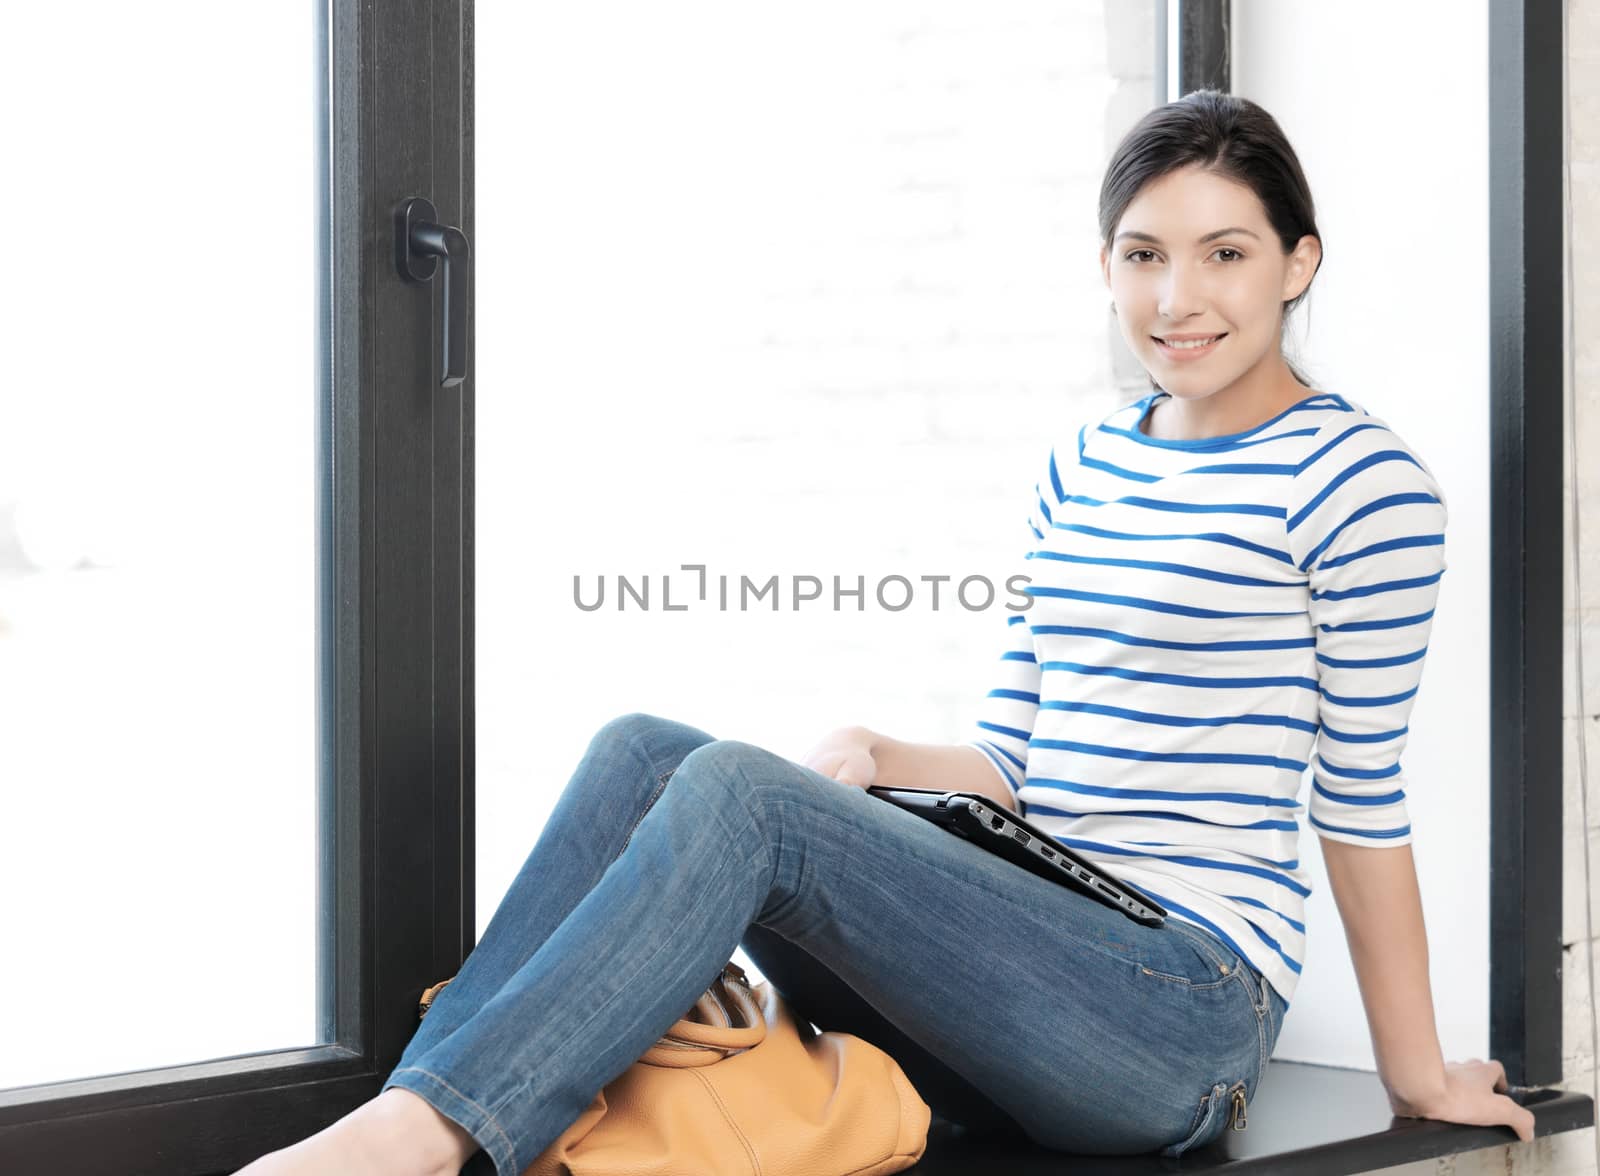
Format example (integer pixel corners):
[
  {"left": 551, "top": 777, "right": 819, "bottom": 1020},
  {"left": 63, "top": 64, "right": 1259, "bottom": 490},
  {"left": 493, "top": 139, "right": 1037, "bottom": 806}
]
[{"left": 382, "top": 712, "right": 1290, "bottom": 1174}]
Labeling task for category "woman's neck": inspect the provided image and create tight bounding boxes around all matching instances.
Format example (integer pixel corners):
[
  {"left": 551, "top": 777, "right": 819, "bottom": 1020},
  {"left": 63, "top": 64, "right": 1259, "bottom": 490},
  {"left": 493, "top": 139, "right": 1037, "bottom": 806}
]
[{"left": 1142, "top": 377, "right": 1318, "bottom": 442}]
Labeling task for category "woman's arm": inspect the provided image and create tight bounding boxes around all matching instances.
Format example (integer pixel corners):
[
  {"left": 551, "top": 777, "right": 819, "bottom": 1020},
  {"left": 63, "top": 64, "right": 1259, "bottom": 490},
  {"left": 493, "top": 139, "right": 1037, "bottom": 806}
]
[
  {"left": 1320, "top": 837, "right": 1446, "bottom": 1105},
  {"left": 1321, "top": 836, "right": 1534, "bottom": 1142},
  {"left": 862, "top": 730, "right": 1021, "bottom": 816}
]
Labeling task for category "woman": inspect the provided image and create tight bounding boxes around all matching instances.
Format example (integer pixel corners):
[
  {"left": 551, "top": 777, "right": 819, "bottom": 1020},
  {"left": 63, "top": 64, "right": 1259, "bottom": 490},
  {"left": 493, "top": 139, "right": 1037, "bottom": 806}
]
[{"left": 239, "top": 89, "right": 1535, "bottom": 1176}]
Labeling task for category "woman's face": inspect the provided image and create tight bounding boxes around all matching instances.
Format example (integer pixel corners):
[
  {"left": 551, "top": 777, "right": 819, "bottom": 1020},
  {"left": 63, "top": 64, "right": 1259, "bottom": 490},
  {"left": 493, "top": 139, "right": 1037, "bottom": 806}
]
[{"left": 1100, "top": 164, "right": 1320, "bottom": 402}]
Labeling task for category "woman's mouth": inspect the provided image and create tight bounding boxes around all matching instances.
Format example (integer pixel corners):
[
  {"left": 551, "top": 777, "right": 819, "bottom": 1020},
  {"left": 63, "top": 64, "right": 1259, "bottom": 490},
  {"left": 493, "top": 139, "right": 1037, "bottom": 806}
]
[{"left": 1153, "top": 333, "right": 1226, "bottom": 361}]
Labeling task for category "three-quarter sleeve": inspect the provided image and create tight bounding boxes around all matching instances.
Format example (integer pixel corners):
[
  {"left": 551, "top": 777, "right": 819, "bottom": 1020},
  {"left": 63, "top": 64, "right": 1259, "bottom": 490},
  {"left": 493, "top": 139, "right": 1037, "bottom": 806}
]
[
  {"left": 961, "top": 439, "right": 1066, "bottom": 803},
  {"left": 1285, "top": 416, "right": 1450, "bottom": 848}
]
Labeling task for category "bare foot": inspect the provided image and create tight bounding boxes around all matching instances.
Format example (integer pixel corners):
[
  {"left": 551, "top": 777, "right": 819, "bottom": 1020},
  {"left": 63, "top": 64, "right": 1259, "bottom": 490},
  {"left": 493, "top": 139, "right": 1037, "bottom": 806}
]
[{"left": 234, "top": 1087, "right": 479, "bottom": 1176}]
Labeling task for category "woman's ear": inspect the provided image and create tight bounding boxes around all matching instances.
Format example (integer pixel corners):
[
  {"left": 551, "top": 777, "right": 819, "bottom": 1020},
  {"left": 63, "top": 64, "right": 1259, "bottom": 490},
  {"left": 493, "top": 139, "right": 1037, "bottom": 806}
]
[{"left": 1283, "top": 234, "right": 1321, "bottom": 302}]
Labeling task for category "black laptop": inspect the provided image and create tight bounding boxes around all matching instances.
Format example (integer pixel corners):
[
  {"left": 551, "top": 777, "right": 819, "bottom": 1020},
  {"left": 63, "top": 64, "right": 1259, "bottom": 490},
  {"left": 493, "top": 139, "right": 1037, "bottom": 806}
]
[{"left": 866, "top": 786, "right": 1168, "bottom": 927}]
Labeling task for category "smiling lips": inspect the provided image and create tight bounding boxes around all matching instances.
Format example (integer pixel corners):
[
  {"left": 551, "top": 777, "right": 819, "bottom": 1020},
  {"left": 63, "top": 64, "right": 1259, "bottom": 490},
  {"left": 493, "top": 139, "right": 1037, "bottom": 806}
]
[{"left": 1153, "top": 333, "right": 1226, "bottom": 359}]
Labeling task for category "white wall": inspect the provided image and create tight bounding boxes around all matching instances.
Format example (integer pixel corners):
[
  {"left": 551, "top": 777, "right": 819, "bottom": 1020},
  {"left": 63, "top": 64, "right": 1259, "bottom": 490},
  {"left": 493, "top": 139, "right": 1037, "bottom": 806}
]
[
  {"left": 1233, "top": 1, "right": 1492, "bottom": 1071},
  {"left": 474, "top": 2, "right": 1149, "bottom": 941}
]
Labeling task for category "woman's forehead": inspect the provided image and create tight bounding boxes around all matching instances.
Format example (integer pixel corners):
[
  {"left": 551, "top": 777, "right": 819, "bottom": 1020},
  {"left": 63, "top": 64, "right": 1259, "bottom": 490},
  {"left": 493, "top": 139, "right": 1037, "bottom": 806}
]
[{"left": 1121, "top": 169, "right": 1266, "bottom": 232}]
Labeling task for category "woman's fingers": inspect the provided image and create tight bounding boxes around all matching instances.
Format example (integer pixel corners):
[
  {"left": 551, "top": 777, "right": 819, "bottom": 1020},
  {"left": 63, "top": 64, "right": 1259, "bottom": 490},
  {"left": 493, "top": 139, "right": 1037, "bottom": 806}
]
[
  {"left": 1482, "top": 1059, "right": 1534, "bottom": 1143},
  {"left": 1497, "top": 1093, "right": 1536, "bottom": 1143},
  {"left": 799, "top": 747, "right": 874, "bottom": 788},
  {"left": 1514, "top": 1102, "right": 1536, "bottom": 1143},
  {"left": 1402, "top": 1060, "right": 1536, "bottom": 1144},
  {"left": 831, "top": 748, "right": 876, "bottom": 788},
  {"left": 798, "top": 728, "right": 878, "bottom": 788},
  {"left": 1463, "top": 1060, "right": 1536, "bottom": 1143}
]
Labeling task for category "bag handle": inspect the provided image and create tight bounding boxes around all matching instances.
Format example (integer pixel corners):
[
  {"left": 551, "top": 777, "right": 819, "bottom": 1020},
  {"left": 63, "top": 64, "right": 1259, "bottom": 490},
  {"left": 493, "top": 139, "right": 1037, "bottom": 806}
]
[
  {"left": 419, "top": 977, "right": 453, "bottom": 1018},
  {"left": 639, "top": 962, "right": 768, "bottom": 1068}
]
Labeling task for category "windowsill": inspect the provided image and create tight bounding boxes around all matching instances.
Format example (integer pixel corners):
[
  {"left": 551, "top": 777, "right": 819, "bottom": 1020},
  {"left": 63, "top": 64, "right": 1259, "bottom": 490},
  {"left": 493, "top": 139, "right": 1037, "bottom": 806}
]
[{"left": 905, "top": 1059, "right": 1593, "bottom": 1173}]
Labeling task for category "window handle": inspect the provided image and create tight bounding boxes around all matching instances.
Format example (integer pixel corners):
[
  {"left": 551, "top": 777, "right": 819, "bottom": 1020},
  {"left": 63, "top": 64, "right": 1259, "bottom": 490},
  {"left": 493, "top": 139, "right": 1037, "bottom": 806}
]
[{"left": 394, "top": 196, "right": 471, "bottom": 388}]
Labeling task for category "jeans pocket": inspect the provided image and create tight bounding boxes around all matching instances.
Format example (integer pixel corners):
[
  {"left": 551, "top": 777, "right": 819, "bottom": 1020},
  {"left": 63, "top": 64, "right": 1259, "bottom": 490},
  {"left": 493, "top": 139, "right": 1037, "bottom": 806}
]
[
  {"left": 1158, "top": 1080, "right": 1230, "bottom": 1158},
  {"left": 1139, "top": 920, "right": 1236, "bottom": 990}
]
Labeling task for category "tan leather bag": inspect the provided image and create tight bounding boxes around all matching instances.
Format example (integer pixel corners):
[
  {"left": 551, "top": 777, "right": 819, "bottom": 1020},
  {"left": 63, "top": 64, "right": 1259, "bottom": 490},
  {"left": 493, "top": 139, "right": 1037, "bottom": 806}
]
[{"left": 417, "top": 960, "right": 932, "bottom": 1176}]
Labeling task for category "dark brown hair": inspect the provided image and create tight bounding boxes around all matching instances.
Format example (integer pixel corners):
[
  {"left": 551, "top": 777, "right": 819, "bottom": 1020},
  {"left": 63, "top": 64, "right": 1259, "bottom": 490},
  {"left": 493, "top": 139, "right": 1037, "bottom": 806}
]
[{"left": 1099, "top": 89, "right": 1323, "bottom": 392}]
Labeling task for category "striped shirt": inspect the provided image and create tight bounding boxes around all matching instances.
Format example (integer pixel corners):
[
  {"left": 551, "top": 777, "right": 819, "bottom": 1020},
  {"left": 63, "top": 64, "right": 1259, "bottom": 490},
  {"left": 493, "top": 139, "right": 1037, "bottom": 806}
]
[{"left": 963, "top": 389, "right": 1449, "bottom": 1009}]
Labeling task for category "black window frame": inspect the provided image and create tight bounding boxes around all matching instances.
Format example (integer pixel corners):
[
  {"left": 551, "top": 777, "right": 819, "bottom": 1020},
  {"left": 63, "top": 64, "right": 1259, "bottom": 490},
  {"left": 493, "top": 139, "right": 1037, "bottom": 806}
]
[{"left": 0, "top": 0, "right": 476, "bottom": 1171}]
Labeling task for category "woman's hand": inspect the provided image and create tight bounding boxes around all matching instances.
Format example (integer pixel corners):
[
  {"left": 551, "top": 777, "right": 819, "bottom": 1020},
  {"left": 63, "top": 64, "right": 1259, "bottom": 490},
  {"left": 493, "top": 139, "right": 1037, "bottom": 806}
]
[
  {"left": 799, "top": 726, "right": 879, "bottom": 790},
  {"left": 1389, "top": 1058, "right": 1536, "bottom": 1144}
]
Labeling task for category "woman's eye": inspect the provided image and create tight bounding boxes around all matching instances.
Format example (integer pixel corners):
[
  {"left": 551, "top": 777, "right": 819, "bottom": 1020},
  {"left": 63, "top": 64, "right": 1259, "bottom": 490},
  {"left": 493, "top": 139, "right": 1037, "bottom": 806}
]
[{"left": 1123, "top": 247, "right": 1244, "bottom": 263}]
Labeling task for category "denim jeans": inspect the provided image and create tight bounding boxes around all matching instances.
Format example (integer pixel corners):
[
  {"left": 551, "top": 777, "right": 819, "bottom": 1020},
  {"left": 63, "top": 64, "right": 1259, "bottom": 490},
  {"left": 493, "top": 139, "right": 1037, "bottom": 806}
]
[{"left": 382, "top": 712, "right": 1290, "bottom": 1175}]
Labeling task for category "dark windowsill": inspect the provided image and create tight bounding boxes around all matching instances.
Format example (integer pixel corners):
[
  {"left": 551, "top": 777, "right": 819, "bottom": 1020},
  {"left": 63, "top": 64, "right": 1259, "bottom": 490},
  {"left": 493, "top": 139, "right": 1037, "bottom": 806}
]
[
  {"left": 904, "top": 1060, "right": 1594, "bottom": 1174},
  {"left": 203, "top": 1059, "right": 1593, "bottom": 1176}
]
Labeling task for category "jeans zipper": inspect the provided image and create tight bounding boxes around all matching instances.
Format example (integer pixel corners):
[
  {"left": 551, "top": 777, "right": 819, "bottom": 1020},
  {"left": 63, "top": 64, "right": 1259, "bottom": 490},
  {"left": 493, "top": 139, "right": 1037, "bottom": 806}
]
[{"left": 1228, "top": 1080, "right": 1248, "bottom": 1130}]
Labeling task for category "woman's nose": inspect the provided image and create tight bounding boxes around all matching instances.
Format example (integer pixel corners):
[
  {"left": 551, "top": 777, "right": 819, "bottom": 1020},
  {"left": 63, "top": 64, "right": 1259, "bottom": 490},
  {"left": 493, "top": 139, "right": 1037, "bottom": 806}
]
[{"left": 1158, "top": 267, "right": 1208, "bottom": 320}]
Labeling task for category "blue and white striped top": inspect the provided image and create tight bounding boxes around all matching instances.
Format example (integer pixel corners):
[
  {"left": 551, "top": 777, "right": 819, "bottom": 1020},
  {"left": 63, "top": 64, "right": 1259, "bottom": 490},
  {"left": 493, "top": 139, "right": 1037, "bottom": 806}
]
[{"left": 963, "top": 389, "right": 1449, "bottom": 1009}]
